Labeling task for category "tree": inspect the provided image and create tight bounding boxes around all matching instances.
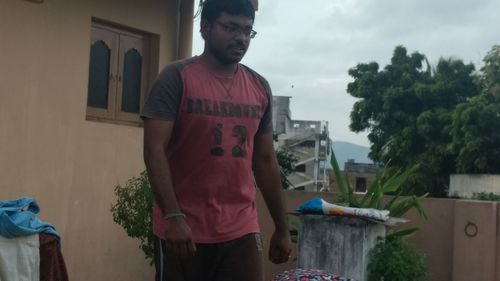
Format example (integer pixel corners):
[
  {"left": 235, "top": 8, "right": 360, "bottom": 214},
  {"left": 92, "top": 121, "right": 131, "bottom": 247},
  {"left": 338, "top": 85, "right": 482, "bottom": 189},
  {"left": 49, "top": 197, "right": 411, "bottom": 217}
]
[
  {"left": 476, "top": 45, "right": 500, "bottom": 98},
  {"left": 347, "top": 46, "right": 479, "bottom": 196},
  {"left": 276, "top": 148, "right": 298, "bottom": 189},
  {"left": 450, "top": 45, "right": 500, "bottom": 173},
  {"left": 273, "top": 133, "right": 299, "bottom": 189}
]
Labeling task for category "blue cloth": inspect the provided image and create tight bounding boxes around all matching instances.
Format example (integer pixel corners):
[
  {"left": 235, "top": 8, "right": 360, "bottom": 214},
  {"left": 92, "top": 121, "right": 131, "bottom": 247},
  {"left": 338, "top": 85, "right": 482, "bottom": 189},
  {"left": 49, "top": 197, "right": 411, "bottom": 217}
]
[
  {"left": 295, "top": 197, "right": 324, "bottom": 214},
  {"left": 0, "top": 197, "right": 60, "bottom": 240}
]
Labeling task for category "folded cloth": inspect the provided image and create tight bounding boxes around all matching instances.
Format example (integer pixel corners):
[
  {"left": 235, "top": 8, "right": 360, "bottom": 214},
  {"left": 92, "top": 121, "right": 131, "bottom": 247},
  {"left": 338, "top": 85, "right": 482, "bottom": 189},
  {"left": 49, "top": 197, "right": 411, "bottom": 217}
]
[
  {"left": 0, "top": 234, "right": 40, "bottom": 281},
  {"left": 296, "top": 198, "right": 390, "bottom": 222},
  {"left": 0, "top": 197, "right": 60, "bottom": 240},
  {"left": 272, "top": 268, "right": 356, "bottom": 281}
]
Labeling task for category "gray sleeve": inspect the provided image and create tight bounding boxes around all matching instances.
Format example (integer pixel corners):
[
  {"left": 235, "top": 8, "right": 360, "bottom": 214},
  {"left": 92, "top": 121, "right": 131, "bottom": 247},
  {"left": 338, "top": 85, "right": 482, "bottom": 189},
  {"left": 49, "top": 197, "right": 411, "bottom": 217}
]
[
  {"left": 141, "top": 63, "right": 183, "bottom": 121},
  {"left": 257, "top": 77, "right": 273, "bottom": 134}
]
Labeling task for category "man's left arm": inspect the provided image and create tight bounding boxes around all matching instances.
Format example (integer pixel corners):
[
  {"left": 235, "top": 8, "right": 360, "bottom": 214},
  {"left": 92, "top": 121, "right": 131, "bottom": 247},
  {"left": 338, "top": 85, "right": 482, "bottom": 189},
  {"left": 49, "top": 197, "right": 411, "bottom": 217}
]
[{"left": 252, "top": 132, "right": 292, "bottom": 264}]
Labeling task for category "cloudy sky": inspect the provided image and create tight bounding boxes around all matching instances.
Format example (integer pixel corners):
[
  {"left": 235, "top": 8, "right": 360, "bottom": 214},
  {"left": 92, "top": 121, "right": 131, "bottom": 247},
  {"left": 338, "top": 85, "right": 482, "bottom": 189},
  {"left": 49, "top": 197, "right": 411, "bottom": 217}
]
[{"left": 192, "top": 0, "right": 499, "bottom": 146}]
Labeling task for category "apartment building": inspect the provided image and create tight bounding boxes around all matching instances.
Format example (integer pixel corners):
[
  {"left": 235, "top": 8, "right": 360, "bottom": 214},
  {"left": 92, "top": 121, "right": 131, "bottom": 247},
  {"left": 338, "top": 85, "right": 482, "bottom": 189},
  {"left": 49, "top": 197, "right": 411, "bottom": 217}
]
[{"left": 272, "top": 96, "right": 330, "bottom": 191}]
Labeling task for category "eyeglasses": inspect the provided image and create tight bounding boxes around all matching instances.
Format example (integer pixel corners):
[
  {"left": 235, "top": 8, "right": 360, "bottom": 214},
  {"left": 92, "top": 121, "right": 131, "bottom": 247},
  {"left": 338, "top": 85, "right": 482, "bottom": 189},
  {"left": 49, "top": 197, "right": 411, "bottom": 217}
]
[{"left": 215, "top": 21, "right": 257, "bottom": 39}]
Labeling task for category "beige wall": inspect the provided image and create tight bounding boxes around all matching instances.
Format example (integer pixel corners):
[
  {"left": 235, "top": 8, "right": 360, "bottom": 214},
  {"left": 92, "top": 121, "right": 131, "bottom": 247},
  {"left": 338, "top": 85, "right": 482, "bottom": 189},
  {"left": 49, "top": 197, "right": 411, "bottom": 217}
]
[
  {"left": 397, "top": 197, "right": 455, "bottom": 281},
  {"left": 0, "top": 0, "right": 192, "bottom": 280}
]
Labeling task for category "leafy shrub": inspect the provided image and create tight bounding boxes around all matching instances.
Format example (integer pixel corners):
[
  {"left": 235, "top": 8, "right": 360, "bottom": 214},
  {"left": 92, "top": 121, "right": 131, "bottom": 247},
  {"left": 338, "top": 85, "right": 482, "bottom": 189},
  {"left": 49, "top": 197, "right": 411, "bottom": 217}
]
[
  {"left": 276, "top": 148, "right": 299, "bottom": 189},
  {"left": 368, "top": 236, "right": 429, "bottom": 281},
  {"left": 331, "top": 146, "right": 430, "bottom": 279},
  {"left": 471, "top": 192, "right": 500, "bottom": 201},
  {"left": 330, "top": 147, "right": 427, "bottom": 236},
  {"left": 110, "top": 171, "right": 154, "bottom": 264}
]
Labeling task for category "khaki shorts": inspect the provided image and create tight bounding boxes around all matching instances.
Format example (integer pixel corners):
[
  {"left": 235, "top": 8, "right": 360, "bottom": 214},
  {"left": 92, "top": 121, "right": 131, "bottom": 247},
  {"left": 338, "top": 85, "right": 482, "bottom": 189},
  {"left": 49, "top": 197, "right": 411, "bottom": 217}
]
[{"left": 154, "top": 233, "right": 263, "bottom": 281}]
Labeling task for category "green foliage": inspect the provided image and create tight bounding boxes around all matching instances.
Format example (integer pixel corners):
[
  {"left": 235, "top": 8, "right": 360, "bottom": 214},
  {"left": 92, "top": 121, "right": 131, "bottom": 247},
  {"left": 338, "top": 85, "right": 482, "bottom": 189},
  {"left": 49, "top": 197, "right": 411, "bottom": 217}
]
[
  {"left": 276, "top": 148, "right": 299, "bottom": 189},
  {"left": 368, "top": 236, "right": 429, "bottom": 281},
  {"left": 287, "top": 215, "right": 300, "bottom": 243},
  {"left": 331, "top": 148, "right": 430, "bottom": 279},
  {"left": 287, "top": 149, "right": 428, "bottom": 246},
  {"left": 471, "top": 192, "right": 500, "bottom": 201},
  {"left": 331, "top": 147, "right": 428, "bottom": 224},
  {"left": 450, "top": 46, "right": 500, "bottom": 174},
  {"left": 477, "top": 45, "right": 500, "bottom": 97},
  {"left": 348, "top": 45, "right": 480, "bottom": 197},
  {"left": 451, "top": 95, "right": 500, "bottom": 173},
  {"left": 330, "top": 146, "right": 348, "bottom": 202},
  {"left": 110, "top": 171, "right": 154, "bottom": 265}
]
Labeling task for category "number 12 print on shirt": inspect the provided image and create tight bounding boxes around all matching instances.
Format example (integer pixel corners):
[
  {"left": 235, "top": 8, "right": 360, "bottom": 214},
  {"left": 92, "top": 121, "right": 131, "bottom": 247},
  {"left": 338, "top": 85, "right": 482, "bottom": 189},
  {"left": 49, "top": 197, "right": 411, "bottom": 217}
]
[{"left": 211, "top": 123, "right": 248, "bottom": 158}]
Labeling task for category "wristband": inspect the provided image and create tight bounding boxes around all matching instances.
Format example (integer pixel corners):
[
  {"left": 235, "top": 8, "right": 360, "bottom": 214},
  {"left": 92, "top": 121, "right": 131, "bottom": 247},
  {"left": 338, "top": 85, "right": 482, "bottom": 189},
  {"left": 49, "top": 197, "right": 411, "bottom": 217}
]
[{"left": 163, "top": 212, "right": 186, "bottom": 220}]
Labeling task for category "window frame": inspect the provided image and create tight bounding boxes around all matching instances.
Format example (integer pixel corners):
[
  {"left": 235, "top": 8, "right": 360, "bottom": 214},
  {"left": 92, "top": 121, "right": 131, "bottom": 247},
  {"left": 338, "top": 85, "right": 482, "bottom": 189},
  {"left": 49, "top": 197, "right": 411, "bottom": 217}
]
[
  {"left": 86, "top": 20, "right": 154, "bottom": 126},
  {"left": 355, "top": 177, "right": 367, "bottom": 193}
]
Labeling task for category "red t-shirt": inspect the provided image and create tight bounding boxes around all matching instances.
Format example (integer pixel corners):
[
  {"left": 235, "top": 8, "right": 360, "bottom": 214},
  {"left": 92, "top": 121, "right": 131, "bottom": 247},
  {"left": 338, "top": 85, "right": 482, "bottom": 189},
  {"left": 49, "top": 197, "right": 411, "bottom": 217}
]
[{"left": 141, "top": 57, "right": 273, "bottom": 243}]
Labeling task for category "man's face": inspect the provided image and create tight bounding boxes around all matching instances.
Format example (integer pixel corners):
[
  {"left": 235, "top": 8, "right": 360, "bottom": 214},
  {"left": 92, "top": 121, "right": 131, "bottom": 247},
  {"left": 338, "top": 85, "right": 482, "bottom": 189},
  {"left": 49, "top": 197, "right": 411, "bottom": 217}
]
[{"left": 202, "top": 12, "right": 254, "bottom": 64}]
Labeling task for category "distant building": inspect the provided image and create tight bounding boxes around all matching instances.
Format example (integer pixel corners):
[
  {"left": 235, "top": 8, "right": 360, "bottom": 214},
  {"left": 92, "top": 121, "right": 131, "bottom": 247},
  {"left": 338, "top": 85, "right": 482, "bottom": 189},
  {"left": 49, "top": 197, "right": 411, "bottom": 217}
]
[
  {"left": 272, "top": 96, "right": 292, "bottom": 135},
  {"left": 342, "top": 159, "right": 381, "bottom": 193},
  {"left": 272, "top": 96, "right": 330, "bottom": 191}
]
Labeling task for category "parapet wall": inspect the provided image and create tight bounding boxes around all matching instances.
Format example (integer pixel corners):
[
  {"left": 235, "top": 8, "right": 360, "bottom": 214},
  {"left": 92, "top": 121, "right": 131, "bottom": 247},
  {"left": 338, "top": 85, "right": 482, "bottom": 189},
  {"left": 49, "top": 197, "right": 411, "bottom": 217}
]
[{"left": 257, "top": 191, "right": 500, "bottom": 281}]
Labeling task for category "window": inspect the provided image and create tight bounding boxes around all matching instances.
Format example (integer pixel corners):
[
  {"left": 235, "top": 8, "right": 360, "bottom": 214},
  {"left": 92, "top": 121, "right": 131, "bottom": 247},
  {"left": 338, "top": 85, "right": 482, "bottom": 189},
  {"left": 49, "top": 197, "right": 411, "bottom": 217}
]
[
  {"left": 299, "top": 140, "right": 316, "bottom": 147},
  {"left": 295, "top": 164, "right": 306, "bottom": 173},
  {"left": 86, "top": 21, "right": 154, "bottom": 125},
  {"left": 355, "top": 177, "right": 367, "bottom": 193}
]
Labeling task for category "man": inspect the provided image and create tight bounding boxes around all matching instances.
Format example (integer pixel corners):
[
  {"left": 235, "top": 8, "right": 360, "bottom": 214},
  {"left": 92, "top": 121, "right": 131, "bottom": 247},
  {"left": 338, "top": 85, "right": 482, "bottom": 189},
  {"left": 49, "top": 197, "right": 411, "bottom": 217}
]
[{"left": 141, "top": 0, "right": 292, "bottom": 280}]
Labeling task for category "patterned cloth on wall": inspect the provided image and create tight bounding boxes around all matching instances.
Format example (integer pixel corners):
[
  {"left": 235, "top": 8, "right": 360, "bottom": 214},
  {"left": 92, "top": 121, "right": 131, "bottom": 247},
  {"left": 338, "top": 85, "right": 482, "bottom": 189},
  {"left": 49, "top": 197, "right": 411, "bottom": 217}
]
[{"left": 272, "top": 269, "right": 357, "bottom": 281}]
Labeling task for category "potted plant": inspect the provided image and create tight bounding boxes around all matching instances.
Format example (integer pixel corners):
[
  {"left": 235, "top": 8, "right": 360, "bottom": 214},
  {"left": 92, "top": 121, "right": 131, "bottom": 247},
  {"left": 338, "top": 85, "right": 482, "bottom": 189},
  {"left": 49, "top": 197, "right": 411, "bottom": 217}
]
[{"left": 290, "top": 148, "right": 429, "bottom": 280}]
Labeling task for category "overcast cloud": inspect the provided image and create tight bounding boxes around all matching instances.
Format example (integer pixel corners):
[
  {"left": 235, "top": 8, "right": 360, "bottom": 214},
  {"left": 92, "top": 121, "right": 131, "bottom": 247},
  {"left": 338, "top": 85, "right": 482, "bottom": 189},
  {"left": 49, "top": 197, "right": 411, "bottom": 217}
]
[{"left": 192, "top": 0, "right": 499, "bottom": 146}]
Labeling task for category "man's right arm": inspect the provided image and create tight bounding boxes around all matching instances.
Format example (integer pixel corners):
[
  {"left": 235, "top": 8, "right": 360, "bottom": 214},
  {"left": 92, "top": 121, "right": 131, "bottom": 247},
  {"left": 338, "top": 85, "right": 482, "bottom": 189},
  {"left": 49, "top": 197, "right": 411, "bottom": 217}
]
[{"left": 143, "top": 118, "right": 196, "bottom": 258}]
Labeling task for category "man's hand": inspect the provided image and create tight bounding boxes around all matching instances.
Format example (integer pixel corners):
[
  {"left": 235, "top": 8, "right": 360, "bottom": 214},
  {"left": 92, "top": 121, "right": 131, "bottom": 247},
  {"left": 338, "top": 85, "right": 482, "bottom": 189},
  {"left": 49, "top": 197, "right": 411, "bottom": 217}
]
[
  {"left": 268, "top": 230, "right": 292, "bottom": 264},
  {"left": 164, "top": 217, "right": 197, "bottom": 259}
]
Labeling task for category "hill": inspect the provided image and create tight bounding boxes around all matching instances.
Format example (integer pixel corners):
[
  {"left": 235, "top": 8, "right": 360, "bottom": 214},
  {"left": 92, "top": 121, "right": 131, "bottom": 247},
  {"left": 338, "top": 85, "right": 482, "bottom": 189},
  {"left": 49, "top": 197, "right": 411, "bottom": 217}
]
[{"left": 331, "top": 141, "right": 372, "bottom": 168}]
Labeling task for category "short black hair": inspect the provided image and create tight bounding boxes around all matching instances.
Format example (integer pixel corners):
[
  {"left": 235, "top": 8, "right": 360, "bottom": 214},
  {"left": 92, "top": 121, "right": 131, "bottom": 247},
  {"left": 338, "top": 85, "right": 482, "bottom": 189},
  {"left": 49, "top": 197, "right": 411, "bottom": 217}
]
[{"left": 201, "top": 0, "right": 255, "bottom": 23}]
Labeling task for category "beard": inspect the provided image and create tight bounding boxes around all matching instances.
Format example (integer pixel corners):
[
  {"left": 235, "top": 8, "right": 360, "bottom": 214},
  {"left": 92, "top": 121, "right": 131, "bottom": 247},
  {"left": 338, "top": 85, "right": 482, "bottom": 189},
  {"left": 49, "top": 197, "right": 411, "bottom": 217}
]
[{"left": 207, "top": 41, "right": 246, "bottom": 65}]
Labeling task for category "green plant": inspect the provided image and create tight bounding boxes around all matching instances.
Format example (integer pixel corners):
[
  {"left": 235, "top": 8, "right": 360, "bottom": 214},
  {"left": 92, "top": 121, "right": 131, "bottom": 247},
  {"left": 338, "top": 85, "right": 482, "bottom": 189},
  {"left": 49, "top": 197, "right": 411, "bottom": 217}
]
[
  {"left": 330, "top": 147, "right": 428, "bottom": 237},
  {"left": 471, "top": 192, "right": 500, "bottom": 201},
  {"left": 287, "top": 148, "right": 429, "bottom": 241},
  {"left": 111, "top": 170, "right": 154, "bottom": 265},
  {"left": 368, "top": 236, "right": 429, "bottom": 281},
  {"left": 330, "top": 146, "right": 430, "bottom": 279},
  {"left": 287, "top": 215, "right": 300, "bottom": 243},
  {"left": 276, "top": 148, "right": 299, "bottom": 189}
]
